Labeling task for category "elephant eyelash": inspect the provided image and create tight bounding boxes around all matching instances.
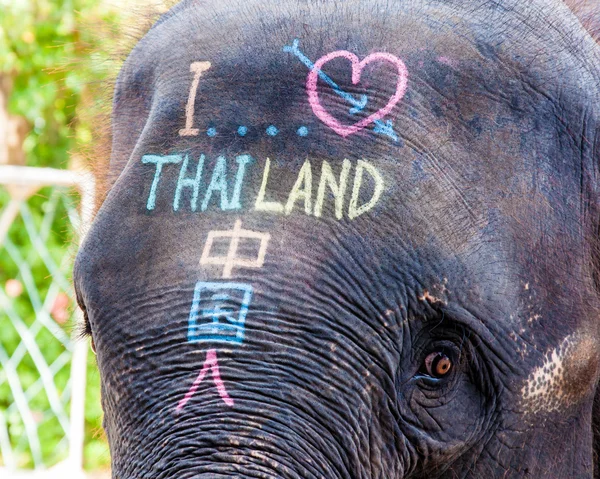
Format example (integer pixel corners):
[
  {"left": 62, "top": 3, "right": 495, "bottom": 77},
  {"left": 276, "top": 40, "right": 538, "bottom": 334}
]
[
  {"left": 75, "top": 307, "right": 92, "bottom": 339},
  {"left": 73, "top": 282, "right": 92, "bottom": 339}
]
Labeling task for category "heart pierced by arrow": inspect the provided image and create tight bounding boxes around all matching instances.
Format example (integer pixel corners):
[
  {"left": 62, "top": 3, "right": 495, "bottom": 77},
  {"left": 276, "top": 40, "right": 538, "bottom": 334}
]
[
  {"left": 176, "top": 349, "right": 234, "bottom": 411},
  {"left": 283, "top": 39, "right": 406, "bottom": 141},
  {"left": 307, "top": 50, "right": 408, "bottom": 138}
]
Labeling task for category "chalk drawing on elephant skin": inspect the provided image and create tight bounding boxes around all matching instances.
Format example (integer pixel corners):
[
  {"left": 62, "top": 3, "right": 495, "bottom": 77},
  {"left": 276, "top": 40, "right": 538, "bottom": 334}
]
[
  {"left": 177, "top": 42, "right": 407, "bottom": 141},
  {"left": 187, "top": 281, "right": 253, "bottom": 345},
  {"left": 176, "top": 220, "right": 269, "bottom": 412},
  {"left": 254, "top": 157, "right": 384, "bottom": 220},
  {"left": 142, "top": 154, "right": 385, "bottom": 220},
  {"left": 179, "top": 61, "right": 211, "bottom": 137},
  {"left": 165, "top": 44, "right": 394, "bottom": 413},
  {"left": 176, "top": 281, "right": 254, "bottom": 411},
  {"left": 176, "top": 348, "right": 234, "bottom": 411},
  {"left": 143, "top": 153, "right": 253, "bottom": 212},
  {"left": 284, "top": 39, "right": 407, "bottom": 141},
  {"left": 200, "top": 219, "right": 271, "bottom": 279}
]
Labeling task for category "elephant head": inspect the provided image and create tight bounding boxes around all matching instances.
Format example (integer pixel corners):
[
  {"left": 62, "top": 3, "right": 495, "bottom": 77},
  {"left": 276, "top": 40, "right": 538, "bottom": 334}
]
[{"left": 74, "top": 0, "right": 600, "bottom": 476}]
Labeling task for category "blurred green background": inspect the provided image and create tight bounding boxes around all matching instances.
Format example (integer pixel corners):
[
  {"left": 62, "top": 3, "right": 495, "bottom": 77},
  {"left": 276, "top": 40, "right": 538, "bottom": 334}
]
[{"left": 0, "top": 0, "right": 163, "bottom": 473}]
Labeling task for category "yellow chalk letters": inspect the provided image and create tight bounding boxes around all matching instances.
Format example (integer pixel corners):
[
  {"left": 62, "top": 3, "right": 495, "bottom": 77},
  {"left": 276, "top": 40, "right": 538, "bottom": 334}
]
[
  {"left": 348, "top": 160, "right": 384, "bottom": 220},
  {"left": 284, "top": 160, "right": 313, "bottom": 215},
  {"left": 254, "top": 158, "right": 383, "bottom": 219},
  {"left": 314, "top": 159, "right": 351, "bottom": 220},
  {"left": 255, "top": 158, "right": 284, "bottom": 213}
]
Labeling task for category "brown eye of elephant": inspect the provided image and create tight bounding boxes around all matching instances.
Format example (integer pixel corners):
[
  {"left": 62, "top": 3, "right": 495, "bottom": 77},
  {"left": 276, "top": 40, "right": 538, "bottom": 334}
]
[{"left": 424, "top": 351, "right": 453, "bottom": 378}]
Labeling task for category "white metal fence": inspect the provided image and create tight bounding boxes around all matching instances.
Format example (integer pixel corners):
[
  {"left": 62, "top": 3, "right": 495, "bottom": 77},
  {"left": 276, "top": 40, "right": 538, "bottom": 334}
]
[{"left": 0, "top": 166, "right": 95, "bottom": 478}]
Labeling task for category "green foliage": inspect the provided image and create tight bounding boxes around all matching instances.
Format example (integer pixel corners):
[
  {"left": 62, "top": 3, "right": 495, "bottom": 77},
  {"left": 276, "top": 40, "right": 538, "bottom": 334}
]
[
  {"left": 0, "top": 187, "right": 110, "bottom": 471},
  {"left": 0, "top": 0, "right": 122, "bottom": 169},
  {"left": 0, "top": 0, "right": 124, "bottom": 472}
]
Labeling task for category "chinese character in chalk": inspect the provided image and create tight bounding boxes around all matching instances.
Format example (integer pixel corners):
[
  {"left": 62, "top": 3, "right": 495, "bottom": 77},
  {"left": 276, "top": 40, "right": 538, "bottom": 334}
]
[
  {"left": 177, "top": 219, "right": 268, "bottom": 411},
  {"left": 176, "top": 348, "right": 233, "bottom": 410},
  {"left": 177, "top": 282, "right": 252, "bottom": 411},
  {"left": 187, "top": 282, "right": 253, "bottom": 345},
  {"left": 200, "top": 219, "right": 270, "bottom": 278}
]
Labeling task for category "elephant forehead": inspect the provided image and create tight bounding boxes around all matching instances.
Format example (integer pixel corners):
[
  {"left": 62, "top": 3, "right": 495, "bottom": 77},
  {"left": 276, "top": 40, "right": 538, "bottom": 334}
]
[
  {"left": 77, "top": 0, "right": 597, "bottom": 338},
  {"left": 106, "top": 5, "right": 588, "bottom": 263}
]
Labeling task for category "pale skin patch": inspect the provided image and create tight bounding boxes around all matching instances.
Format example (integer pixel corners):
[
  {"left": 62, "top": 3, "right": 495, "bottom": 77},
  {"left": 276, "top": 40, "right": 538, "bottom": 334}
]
[
  {"left": 419, "top": 290, "right": 445, "bottom": 304},
  {"left": 418, "top": 279, "right": 449, "bottom": 305},
  {"left": 521, "top": 333, "right": 598, "bottom": 414}
]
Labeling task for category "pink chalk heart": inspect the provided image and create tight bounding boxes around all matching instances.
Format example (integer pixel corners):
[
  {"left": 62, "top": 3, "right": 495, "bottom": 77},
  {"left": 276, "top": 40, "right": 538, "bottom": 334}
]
[{"left": 307, "top": 50, "right": 408, "bottom": 137}]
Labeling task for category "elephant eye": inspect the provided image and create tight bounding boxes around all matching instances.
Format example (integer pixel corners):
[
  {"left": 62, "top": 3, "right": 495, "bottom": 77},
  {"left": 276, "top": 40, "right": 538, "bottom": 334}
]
[{"left": 422, "top": 351, "right": 453, "bottom": 378}]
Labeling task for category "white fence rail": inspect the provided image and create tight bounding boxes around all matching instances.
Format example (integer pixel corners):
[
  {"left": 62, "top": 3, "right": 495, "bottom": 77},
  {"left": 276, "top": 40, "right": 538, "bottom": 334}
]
[{"left": 0, "top": 166, "right": 95, "bottom": 478}]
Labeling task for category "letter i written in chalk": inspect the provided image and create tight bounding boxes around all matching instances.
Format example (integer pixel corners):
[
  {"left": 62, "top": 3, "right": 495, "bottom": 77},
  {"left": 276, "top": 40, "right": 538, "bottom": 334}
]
[{"left": 179, "top": 61, "right": 212, "bottom": 137}]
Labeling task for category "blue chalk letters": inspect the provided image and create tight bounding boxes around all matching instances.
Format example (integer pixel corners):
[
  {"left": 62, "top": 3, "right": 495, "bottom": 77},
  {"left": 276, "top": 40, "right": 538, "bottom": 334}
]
[
  {"left": 142, "top": 154, "right": 182, "bottom": 211},
  {"left": 142, "top": 153, "right": 253, "bottom": 212},
  {"left": 201, "top": 156, "right": 230, "bottom": 211},
  {"left": 229, "top": 154, "right": 252, "bottom": 210},
  {"left": 187, "top": 282, "right": 253, "bottom": 344},
  {"left": 174, "top": 154, "right": 204, "bottom": 212}
]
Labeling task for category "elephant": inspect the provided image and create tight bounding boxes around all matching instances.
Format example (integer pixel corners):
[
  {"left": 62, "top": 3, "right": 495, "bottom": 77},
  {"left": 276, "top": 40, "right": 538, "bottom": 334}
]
[{"left": 73, "top": 0, "right": 600, "bottom": 477}]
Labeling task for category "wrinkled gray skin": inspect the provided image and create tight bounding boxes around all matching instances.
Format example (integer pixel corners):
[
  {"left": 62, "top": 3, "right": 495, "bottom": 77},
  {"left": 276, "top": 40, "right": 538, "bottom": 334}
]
[{"left": 74, "top": 0, "right": 600, "bottom": 477}]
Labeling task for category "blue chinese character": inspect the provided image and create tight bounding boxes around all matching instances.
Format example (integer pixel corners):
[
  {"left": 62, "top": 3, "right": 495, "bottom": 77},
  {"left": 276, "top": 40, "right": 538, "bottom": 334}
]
[{"left": 187, "top": 282, "right": 253, "bottom": 345}]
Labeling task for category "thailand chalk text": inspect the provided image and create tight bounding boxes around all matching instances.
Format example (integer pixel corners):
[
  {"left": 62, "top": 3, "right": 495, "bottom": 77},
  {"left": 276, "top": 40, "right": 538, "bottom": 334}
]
[{"left": 142, "top": 154, "right": 384, "bottom": 220}]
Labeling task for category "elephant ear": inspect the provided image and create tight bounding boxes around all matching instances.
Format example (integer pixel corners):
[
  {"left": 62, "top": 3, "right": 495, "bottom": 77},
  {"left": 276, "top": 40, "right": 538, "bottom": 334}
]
[{"left": 564, "top": 0, "right": 600, "bottom": 41}]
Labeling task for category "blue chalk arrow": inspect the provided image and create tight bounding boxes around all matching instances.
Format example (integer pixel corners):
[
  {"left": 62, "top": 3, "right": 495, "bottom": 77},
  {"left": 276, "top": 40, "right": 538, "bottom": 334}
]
[
  {"left": 283, "top": 39, "right": 398, "bottom": 142},
  {"left": 373, "top": 119, "right": 397, "bottom": 139}
]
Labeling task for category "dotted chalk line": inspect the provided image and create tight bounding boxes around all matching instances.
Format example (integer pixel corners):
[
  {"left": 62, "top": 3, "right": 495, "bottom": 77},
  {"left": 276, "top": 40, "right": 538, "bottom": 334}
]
[{"left": 194, "top": 125, "right": 310, "bottom": 138}]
